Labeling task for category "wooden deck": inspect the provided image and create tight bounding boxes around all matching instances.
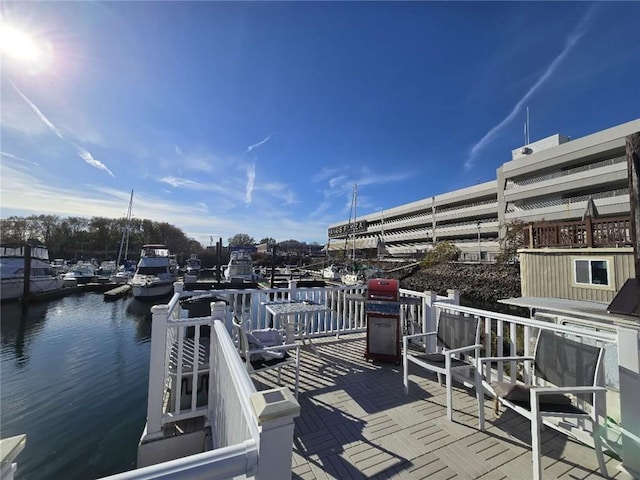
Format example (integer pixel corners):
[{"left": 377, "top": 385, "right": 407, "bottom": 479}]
[{"left": 249, "top": 333, "right": 631, "bottom": 480}]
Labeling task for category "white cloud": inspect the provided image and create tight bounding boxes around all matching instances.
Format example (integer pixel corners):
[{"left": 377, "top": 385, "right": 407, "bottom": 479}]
[
  {"left": 261, "top": 182, "right": 297, "bottom": 206},
  {"left": 245, "top": 164, "right": 256, "bottom": 204},
  {"left": 246, "top": 135, "right": 271, "bottom": 154},
  {"left": 312, "top": 167, "right": 343, "bottom": 183},
  {"left": 464, "top": 6, "right": 595, "bottom": 170},
  {"left": 175, "top": 145, "right": 183, "bottom": 155},
  {"left": 159, "top": 176, "right": 209, "bottom": 189},
  {"left": 9, "top": 80, "right": 115, "bottom": 177},
  {"left": 74, "top": 144, "right": 115, "bottom": 177},
  {"left": 0, "top": 99, "right": 51, "bottom": 136}
]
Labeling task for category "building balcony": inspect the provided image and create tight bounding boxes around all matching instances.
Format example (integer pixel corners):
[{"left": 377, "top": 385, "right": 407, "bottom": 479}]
[{"left": 504, "top": 160, "right": 628, "bottom": 204}]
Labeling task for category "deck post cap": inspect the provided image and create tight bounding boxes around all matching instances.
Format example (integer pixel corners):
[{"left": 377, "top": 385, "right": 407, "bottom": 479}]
[{"left": 250, "top": 387, "right": 300, "bottom": 425}]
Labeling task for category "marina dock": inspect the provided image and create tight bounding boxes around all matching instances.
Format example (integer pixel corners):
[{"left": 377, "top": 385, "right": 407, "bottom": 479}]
[{"left": 103, "top": 284, "right": 132, "bottom": 300}]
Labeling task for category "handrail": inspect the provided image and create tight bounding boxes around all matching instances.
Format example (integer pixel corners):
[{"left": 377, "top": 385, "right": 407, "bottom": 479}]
[
  {"left": 102, "top": 439, "right": 258, "bottom": 480},
  {"left": 433, "top": 302, "right": 617, "bottom": 343}
]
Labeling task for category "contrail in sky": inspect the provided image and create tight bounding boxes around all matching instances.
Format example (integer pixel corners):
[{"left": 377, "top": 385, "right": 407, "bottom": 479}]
[
  {"left": 464, "top": 6, "right": 595, "bottom": 170},
  {"left": 10, "top": 79, "right": 64, "bottom": 139},
  {"left": 246, "top": 135, "right": 271, "bottom": 154},
  {"left": 1, "top": 151, "right": 40, "bottom": 166},
  {"left": 245, "top": 164, "right": 256, "bottom": 205},
  {"left": 9, "top": 80, "right": 115, "bottom": 177}
]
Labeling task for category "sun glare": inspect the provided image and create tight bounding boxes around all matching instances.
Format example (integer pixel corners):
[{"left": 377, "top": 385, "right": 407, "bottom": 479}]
[{"left": 1, "top": 24, "right": 42, "bottom": 63}]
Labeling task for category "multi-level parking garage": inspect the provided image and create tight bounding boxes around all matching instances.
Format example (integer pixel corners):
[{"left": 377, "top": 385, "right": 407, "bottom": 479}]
[{"left": 327, "top": 118, "right": 639, "bottom": 261}]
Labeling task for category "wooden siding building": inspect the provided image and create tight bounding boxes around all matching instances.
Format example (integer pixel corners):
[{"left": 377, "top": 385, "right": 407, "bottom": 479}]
[{"left": 519, "top": 247, "right": 636, "bottom": 303}]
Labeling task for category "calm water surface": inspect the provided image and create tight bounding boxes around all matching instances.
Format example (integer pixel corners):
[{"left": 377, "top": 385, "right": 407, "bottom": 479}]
[{"left": 1, "top": 292, "right": 159, "bottom": 479}]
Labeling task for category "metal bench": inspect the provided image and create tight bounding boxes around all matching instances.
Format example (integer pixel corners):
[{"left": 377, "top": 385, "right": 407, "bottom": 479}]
[{"left": 476, "top": 329, "right": 608, "bottom": 480}]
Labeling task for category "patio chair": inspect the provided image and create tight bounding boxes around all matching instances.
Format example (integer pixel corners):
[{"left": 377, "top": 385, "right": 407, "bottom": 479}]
[
  {"left": 232, "top": 317, "right": 301, "bottom": 398},
  {"left": 403, "top": 311, "right": 482, "bottom": 424},
  {"left": 475, "top": 329, "right": 607, "bottom": 480}
]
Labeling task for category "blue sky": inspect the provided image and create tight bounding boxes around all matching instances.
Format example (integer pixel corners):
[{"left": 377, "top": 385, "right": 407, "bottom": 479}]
[{"left": 1, "top": 2, "right": 639, "bottom": 246}]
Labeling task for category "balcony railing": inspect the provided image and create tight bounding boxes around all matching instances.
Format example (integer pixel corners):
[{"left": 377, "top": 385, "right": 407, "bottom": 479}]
[
  {"left": 523, "top": 215, "right": 632, "bottom": 248},
  {"left": 93, "top": 280, "right": 640, "bottom": 478}
]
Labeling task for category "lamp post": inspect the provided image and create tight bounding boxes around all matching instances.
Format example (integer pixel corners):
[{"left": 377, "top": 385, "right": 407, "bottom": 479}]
[{"left": 476, "top": 222, "right": 481, "bottom": 262}]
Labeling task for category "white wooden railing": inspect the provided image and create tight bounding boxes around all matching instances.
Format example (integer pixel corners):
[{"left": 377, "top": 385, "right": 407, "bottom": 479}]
[
  {"left": 107, "top": 299, "right": 300, "bottom": 480},
  {"left": 176, "top": 282, "right": 460, "bottom": 342}
]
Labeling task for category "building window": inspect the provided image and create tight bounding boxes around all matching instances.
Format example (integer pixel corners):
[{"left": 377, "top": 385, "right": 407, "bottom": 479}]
[{"left": 573, "top": 258, "right": 610, "bottom": 287}]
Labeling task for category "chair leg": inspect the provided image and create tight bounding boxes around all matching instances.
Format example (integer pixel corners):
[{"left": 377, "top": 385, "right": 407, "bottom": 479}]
[
  {"left": 593, "top": 428, "right": 608, "bottom": 478},
  {"left": 403, "top": 350, "right": 409, "bottom": 395},
  {"left": 277, "top": 366, "right": 282, "bottom": 385},
  {"left": 293, "top": 352, "right": 300, "bottom": 399},
  {"left": 402, "top": 339, "right": 409, "bottom": 394},
  {"left": 531, "top": 395, "right": 542, "bottom": 480},
  {"left": 437, "top": 373, "right": 443, "bottom": 386},
  {"left": 475, "top": 370, "right": 485, "bottom": 431},
  {"left": 446, "top": 373, "right": 453, "bottom": 422}
]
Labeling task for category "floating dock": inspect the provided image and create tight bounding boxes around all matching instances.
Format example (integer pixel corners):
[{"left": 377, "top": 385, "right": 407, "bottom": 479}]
[{"left": 103, "top": 284, "right": 132, "bottom": 300}]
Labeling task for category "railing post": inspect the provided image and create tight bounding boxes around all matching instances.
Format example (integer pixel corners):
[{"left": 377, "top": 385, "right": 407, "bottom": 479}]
[
  {"left": 447, "top": 289, "right": 460, "bottom": 305},
  {"left": 288, "top": 280, "right": 297, "bottom": 301},
  {"left": 0, "top": 434, "right": 26, "bottom": 480},
  {"left": 617, "top": 326, "right": 640, "bottom": 477},
  {"left": 424, "top": 291, "right": 437, "bottom": 351},
  {"left": 145, "top": 304, "right": 169, "bottom": 441},
  {"left": 251, "top": 387, "right": 301, "bottom": 480},
  {"left": 174, "top": 281, "right": 184, "bottom": 294},
  {"left": 585, "top": 217, "right": 593, "bottom": 247},
  {"left": 210, "top": 300, "right": 228, "bottom": 335}
]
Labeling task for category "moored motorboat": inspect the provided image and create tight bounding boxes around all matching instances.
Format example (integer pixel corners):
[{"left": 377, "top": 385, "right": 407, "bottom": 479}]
[
  {"left": 62, "top": 262, "right": 98, "bottom": 286},
  {"left": 184, "top": 254, "right": 201, "bottom": 283},
  {"left": 129, "top": 244, "right": 175, "bottom": 299},
  {"left": 225, "top": 250, "right": 256, "bottom": 282},
  {"left": 0, "top": 244, "right": 64, "bottom": 301}
]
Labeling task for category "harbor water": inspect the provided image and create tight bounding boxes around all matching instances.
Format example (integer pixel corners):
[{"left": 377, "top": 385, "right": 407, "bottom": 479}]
[{"left": 0, "top": 292, "right": 158, "bottom": 479}]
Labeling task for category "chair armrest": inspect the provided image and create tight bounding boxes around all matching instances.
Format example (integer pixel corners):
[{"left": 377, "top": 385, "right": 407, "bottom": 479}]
[
  {"left": 531, "top": 386, "right": 607, "bottom": 396},
  {"left": 247, "top": 343, "right": 300, "bottom": 355},
  {"left": 403, "top": 331, "right": 437, "bottom": 341},
  {"left": 445, "top": 344, "right": 482, "bottom": 355},
  {"left": 477, "top": 356, "right": 535, "bottom": 364}
]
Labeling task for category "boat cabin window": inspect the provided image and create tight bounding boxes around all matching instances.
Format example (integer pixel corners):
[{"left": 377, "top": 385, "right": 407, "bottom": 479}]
[{"left": 137, "top": 266, "right": 168, "bottom": 275}]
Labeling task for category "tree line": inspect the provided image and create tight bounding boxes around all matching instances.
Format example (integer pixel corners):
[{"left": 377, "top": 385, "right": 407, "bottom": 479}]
[
  {"left": 0, "top": 215, "right": 202, "bottom": 263},
  {"left": 0, "top": 215, "right": 325, "bottom": 265}
]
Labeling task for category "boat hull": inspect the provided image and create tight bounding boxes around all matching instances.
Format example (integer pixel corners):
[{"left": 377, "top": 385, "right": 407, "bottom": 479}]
[
  {"left": 1, "top": 276, "right": 64, "bottom": 301},
  {"left": 131, "top": 282, "right": 174, "bottom": 299}
]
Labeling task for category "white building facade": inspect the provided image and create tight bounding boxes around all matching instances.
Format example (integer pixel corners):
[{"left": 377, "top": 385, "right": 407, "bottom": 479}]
[{"left": 327, "top": 118, "right": 640, "bottom": 261}]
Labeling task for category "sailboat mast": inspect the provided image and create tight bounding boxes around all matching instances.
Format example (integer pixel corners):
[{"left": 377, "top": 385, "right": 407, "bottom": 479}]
[{"left": 116, "top": 189, "right": 134, "bottom": 266}]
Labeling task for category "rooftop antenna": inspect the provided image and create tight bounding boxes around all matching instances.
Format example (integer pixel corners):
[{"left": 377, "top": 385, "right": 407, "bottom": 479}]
[{"left": 526, "top": 106, "right": 531, "bottom": 144}]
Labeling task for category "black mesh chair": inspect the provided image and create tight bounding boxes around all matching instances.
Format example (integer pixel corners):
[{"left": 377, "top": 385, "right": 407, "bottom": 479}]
[
  {"left": 476, "top": 329, "right": 607, "bottom": 480},
  {"left": 403, "top": 311, "right": 482, "bottom": 424}
]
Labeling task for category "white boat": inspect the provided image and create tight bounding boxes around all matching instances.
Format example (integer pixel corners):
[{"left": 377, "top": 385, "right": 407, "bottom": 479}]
[
  {"left": 0, "top": 244, "right": 63, "bottom": 301},
  {"left": 62, "top": 262, "right": 98, "bottom": 286},
  {"left": 225, "top": 250, "right": 255, "bottom": 282},
  {"left": 322, "top": 264, "right": 341, "bottom": 280},
  {"left": 129, "top": 244, "right": 175, "bottom": 298},
  {"left": 340, "top": 271, "right": 363, "bottom": 286},
  {"left": 184, "top": 254, "right": 201, "bottom": 283}
]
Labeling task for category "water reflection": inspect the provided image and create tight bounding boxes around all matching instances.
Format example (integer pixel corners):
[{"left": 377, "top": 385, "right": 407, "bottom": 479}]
[
  {"left": 125, "top": 299, "right": 155, "bottom": 342},
  {"left": 0, "top": 301, "right": 51, "bottom": 367}
]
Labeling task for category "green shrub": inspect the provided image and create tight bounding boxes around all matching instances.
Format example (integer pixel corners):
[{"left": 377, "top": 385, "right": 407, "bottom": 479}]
[{"left": 420, "top": 241, "right": 459, "bottom": 268}]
